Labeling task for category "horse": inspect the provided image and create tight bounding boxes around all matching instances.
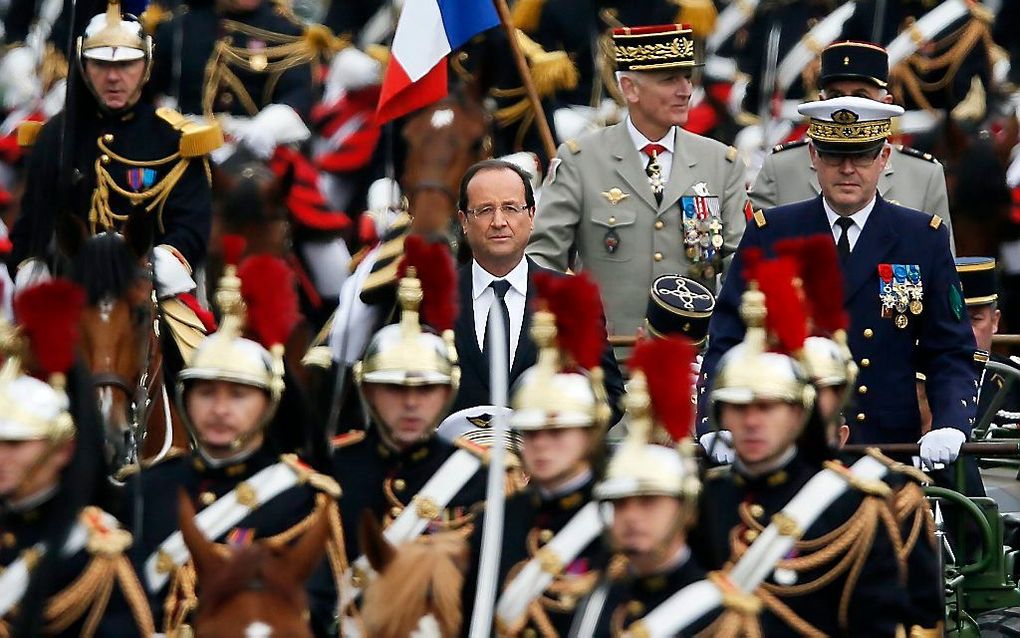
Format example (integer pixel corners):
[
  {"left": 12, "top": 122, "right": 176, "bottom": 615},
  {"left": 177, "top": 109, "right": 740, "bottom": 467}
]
[
  {"left": 359, "top": 511, "right": 470, "bottom": 638},
  {"left": 62, "top": 222, "right": 186, "bottom": 468},
  {"left": 401, "top": 96, "right": 492, "bottom": 238},
  {"left": 178, "top": 491, "right": 331, "bottom": 638}
]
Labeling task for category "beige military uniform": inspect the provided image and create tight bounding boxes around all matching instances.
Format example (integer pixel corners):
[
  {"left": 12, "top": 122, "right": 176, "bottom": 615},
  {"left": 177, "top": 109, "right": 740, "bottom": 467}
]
[
  {"left": 749, "top": 141, "right": 955, "bottom": 253},
  {"left": 527, "top": 122, "right": 747, "bottom": 336}
]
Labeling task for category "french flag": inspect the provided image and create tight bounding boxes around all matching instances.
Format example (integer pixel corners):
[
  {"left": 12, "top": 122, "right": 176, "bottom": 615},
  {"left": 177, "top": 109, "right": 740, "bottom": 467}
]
[{"left": 375, "top": 0, "right": 499, "bottom": 124}]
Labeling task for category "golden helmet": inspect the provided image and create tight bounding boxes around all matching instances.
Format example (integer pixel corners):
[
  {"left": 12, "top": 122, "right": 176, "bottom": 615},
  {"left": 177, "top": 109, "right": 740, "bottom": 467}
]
[
  {"left": 353, "top": 236, "right": 460, "bottom": 445},
  {"left": 509, "top": 272, "right": 610, "bottom": 432},
  {"left": 710, "top": 268, "right": 815, "bottom": 412},
  {"left": 78, "top": 0, "right": 152, "bottom": 63},
  {"left": 595, "top": 337, "right": 700, "bottom": 502},
  {"left": 176, "top": 243, "right": 296, "bottom": 445},
  {"left": 0, "top": 280, "right": 84, "bottom": 444},
  {"left": 803, "top": 335, "right": 857, "bottom": 388}
]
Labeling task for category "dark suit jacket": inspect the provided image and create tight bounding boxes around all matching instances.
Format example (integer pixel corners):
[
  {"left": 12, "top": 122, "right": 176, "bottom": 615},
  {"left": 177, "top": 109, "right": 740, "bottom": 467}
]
[
  {"left": 452, "top": 257, "right": 626, "bottom": 424},
  {"left": 700, "top": 195, "right": 978, "bottom": 443}
]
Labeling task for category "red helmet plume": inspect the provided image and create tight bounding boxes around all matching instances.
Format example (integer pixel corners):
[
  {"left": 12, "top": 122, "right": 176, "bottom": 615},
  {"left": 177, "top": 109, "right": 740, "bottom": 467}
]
[
  {"left": 396, "top": 235, "right": 458, "bottom": 332},
  {"left": 13, "top": 279, "right": 86, "bottom": 379},
  {"left": 629, "top": 337, "right": 695, "bottom": 442},
  {"left": 238, "top": 255, "right": 300, "bottom": 349},
  {"left": 532, "top": 271, "right": 605, "bottom": 370}
]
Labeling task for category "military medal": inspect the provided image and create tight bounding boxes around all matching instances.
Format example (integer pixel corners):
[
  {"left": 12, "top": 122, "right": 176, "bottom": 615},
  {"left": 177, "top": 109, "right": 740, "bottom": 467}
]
[
  {"left": 604, "top": 228, "right": 620, "bottom": 254},
  {"left": 647, "top": 153, "right": 665, "bottom": 197},
  {"left": 895, "top": 314, "right": 909, "bottom": 329},
  {"left": 601, "top": 187, "right": 630, "bottom": 205},
  {"left": 680, "top": 184, "right": 722, "bottom": 281},
  {"left": 907, "top": 265, "right": 923, "bottom": 315},
  {"left": 126, "top": 167, "right": 157, "bottom": 192},
  {"left": 892, "top": 264, "right": 909, "bottom": 314},
  {"left": 878, "top": 264, "right": 895, "bottom": 318}
]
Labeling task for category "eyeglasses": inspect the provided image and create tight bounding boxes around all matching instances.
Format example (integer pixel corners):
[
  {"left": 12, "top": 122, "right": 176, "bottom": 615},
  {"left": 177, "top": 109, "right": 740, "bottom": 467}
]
[
  {"left": 816, "top": 150, "right": 882, "bottom": 168},
  {"left": 464, "top": 203, "right": 532, "bottom": 220}
]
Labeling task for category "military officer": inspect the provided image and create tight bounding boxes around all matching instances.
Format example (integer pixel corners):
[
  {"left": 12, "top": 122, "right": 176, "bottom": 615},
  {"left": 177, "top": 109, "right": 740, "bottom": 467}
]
[
  {"left": 118, "top": 252, "right": 347, "bottom": 636},
  {"left": 463, "top": 272, "right": 612, "bottom": 637},
  {"left": 957, "top": 257, "right": 1020, "bottom": 432},
  {"left": 9, "top": 0, "right": 218, "bottom": 293},
  {"left": 149, "top": 0, "right": 321, "bottom": 150},
  {"left": 749, "top": 40, "right": 955, "bottom": 253},
  {"left": 702, "top": 96, "right": 978, "bottom": 473},
  {"left": 527, "top": 23, "right": 748, "bottom": 337},
  {"left": 570, "top": 337, "right": 716, "bottom": 637},
  {"left": 327, "top": 236, "right": 487, "bottom": 577},
  {"left": 693, "top": 269, "right": 909, "bottom": 636},
  {"left": 0, "top": 279, "right": 154, "bottom": 637}
]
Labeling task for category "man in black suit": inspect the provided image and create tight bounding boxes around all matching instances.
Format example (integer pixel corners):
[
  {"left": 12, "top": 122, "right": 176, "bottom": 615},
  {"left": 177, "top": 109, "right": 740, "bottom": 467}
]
[{"left": 452, "top": 159, "right": 625, "bottom": 421}]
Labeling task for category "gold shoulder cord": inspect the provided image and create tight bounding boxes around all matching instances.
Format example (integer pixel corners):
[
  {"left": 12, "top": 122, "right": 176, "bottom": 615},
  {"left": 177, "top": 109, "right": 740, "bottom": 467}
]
[
  {"left": 697, "top": 571, "right": 764, "bottom": 638},
  {"left": 161, "top": 493, "right": 348, "bottom": 635},
  {"left": 90, "top": 136, "right": 191, "bottom": 235},
  {"left": 202, "top": 20, "right": 346, "bottom": 117},
  {"left": 23, "top": 507, "right": 156, "bottom": 638}
]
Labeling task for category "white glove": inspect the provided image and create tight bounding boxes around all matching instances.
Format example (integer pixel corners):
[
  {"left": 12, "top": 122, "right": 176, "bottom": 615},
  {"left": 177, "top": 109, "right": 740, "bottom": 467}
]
[
  {"left": 918, "top": 428, "right": 966, "bottom": 468},
  {"left": 152, "top": 245, "right": 195, "bottom": 299},
  {"left": 0, "top": 47, "right": 41, "bottom": 110},
  {"left": 690, "top": 353, "right": 703, "bottom": 396},
  {"left": 234, "top": 118, "right": 280, "bottom": 160},
  {"left": 238, "top": 104, "right": 311, "bottom": 159},
  {"left": 322, "top": 47, "right": 381, "bottom": 103},
  {"left": 699, "top": 430, "right": 735, "bottom": 464},
  {"left": 14, "top": 258, "right": 51, "bottom": 292}
]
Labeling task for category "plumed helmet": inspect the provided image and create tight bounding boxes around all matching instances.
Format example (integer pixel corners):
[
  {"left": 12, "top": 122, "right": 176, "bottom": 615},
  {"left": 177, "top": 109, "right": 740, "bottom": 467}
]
[{"left": 78, "top": 0, "right": 151, "bottom": 63}]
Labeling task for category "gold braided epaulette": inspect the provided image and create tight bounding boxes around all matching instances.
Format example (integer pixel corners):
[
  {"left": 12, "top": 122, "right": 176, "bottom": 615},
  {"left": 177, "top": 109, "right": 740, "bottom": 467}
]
[
  {"left": 823, "top": 460, "right": 892, "bottom": 497},
  {"left": 155, "top": 108, "right": 224, "bottom": 157},
  {"left": 16, "top": 120, "right": 42, "bottom": 147},
  {"left": 281, "top": 453, "right": 342, "bottom": 498},
  {"left": 83, "top": 507, "right": 134, "bottom": 556}
]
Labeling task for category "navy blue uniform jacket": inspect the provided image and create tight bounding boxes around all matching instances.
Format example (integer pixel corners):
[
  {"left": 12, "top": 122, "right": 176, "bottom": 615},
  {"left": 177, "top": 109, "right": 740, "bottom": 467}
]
[{"left": 701, "top": 195, "right": 978, "bottom": 443}]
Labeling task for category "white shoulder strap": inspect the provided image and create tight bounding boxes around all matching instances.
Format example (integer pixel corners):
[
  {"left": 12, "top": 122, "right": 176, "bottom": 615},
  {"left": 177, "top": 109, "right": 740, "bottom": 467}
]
[
  {"left": 495, "top": 501, "right": 604, "bottom": 629},
  {"left": 776, "top": 2, "right": 858, "bottom": 94},
  {"left": 887, "top": 0, "right": 969, "bottom": 66},
  {"left": 144, "top": 461, "right": 302, "bottom": 592}
]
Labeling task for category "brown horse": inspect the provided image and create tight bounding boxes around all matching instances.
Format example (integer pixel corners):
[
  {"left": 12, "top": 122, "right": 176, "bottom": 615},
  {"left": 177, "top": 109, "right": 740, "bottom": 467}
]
[
  {"left": 178, "top": 491, "right": 331, "bottom": 638},
  {"left": 359, "top": 512, "right": 470, "bottom": 638},
  {"left": 401, "top": 96, "right": 492, "bottom": 237},
  {"left": 67, "top": 228, "right": 185, "bottom": 467}
]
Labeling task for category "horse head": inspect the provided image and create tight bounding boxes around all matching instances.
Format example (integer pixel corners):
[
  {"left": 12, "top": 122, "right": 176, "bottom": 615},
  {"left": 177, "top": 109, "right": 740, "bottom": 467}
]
[
  {"left": 211, "top": 147, "right": 292, "bottom": 259},
  {"left": 63, "top": 215, "right": 156, "bottom": 466},
  {"left": 402, "top": 96, "right": 492, "bottom": 238},
  {"left": 360, "top": 511, "right": 470, "bottom": 638},
  {"left": 180, "top": 490, "right": 330, "bottom": 638}
]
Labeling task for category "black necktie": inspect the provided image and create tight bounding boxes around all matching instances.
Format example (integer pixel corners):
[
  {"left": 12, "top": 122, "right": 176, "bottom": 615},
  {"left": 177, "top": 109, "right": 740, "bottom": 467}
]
[
  {"left": 484, "top": 279, "right": 513, "bottom": 370},
  {"left": 835, "top": 217, "right": 854, "bottom": 260}
]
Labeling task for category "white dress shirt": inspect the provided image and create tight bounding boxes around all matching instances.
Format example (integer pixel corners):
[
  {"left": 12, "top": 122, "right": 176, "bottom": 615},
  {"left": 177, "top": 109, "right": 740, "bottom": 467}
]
[
  {"left": 626, "top": 117, "right": 676, "bottom": 183},
  {"left": 823, "top": 196, "right": 876, "bottom": 253},
  {"left": 472, "top": 258, "right": 529, "bottom": 369}
]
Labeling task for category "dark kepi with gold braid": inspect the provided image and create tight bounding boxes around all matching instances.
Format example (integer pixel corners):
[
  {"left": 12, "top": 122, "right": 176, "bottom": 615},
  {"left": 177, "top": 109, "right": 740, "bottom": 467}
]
[
  {"left": 820, "top": 40, "right": 890, "bottom": 88},
  {"left": 799, "top": 95, "right": 903, "bottom": 154},
  {"left": 955, "top": 257, "right": 997, "bottom": 307},
  {"left": 612, "top": 24, "right": 702, "bottom": 71}
]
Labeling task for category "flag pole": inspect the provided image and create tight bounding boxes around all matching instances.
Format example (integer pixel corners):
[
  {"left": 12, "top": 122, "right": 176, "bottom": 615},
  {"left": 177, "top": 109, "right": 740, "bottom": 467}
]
[{"left": 491, "top": 0, "right": 559, "bottom": 161}]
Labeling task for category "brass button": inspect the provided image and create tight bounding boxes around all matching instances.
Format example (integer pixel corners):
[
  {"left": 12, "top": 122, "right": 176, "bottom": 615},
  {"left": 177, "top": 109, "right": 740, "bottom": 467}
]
[
  {"left": 2, "top": 532, "right": 15, "bottom": 548},
  {"left": 102, "top": 133, "right": 114, "bottom": 143},
  {"left": 655, "top": 220, "right": 664, "bottom": 230},
  {"left": 100, "top": 154, "right": 110, "bottom": 165},
  {"left": 856, "top": 413, "right": 866, "bottom": 422},
  {"left": 390, "top": 506, "right": 402, "bottom": 518},
  {"left": 748, "top": 504, "right": 765, "bottom": 519},
  {"left": 393, "top": 479, "right": 406, "bottom": 492},
  {"left": 220, "top": 92, "right": 234, "bottom": 105},
  {"left": 608, "top": 216, "right": 616, "bottom": 224},
  {"left": 538, "top": 529, "right": 554, "bottom": 543},
  {"left": 654, "top": 252, "right": 663, "bottom": 262},
  {"left": 860, "top": 358, "right": 871, "bottom": 367},
  {"left": 627, "top": 600, "right": 645, "bottom": 615},
  {"left": 523, "top": 630, "right": 537, "bottom": 638},
  {"left": 863, "top": 328, "right": 874, "bottom": 338},
  {"left": 199, "top": 491, "right": 216, "bottom": 506},
  {"left": 744, "top": 529, "right": 759, "bottom": 542},
  {"left": 858, "top": 385, "right": 868, "bottom": 395}
]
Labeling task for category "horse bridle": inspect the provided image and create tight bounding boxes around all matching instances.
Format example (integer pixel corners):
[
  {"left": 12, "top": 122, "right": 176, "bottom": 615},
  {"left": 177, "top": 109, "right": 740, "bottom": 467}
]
[{"left": 405, "top": 180, "right": 459, "bottom": 211}]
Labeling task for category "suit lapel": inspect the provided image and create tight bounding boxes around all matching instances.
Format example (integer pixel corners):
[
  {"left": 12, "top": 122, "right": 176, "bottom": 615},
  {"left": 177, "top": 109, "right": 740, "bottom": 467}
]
[
  {"left": 609, "top": 124, "right": 659, "bottom": 211},
  {"left": 659, "top": 129, "right": 697, "bottom": 215},
  {"left": 842, "top": 197, "right": 899, "bottom": 303},
  {"left": 509, "top": 260, "right": 541, "bottom": 382},
  {"left": 455, "top": 265, "right": 489, "bottom": 389}
]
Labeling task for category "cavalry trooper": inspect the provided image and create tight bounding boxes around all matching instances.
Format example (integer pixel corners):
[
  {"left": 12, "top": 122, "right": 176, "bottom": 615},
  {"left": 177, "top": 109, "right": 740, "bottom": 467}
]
[
  {"left": 749, "top": 40, "right": 955, "bottom": 252},
  {"left": 9, "top": 0, "right": 220, "bottom": 295},
  {"left": 957, "top": 257, "right": 1020, "bottom": 432},
  {"left": 702, "top": 96, "right": 978, "bottom": 474},
  {"left": 570, "top": 337, "right": 717, "bottom": 638},
  {"left": 463, "top": 271, "right": 612, "bottom": 637},
  {"left": 118, "top": 252, "right": 347, "bottom": 637},
  {"left": 148, "top": 0, "right": 327, "bottom": 150},
  {"left": 528, "top": 23, "right": 748, "bottom": 337},
  {"left": 691, "top": 264, "right": 910, "bottom": 636},
  {"left": 0, "top": 279, "right": 155, "bottom": 637},
  {"left": 326, "top": 236, "right": 487, "bottom": 622}
]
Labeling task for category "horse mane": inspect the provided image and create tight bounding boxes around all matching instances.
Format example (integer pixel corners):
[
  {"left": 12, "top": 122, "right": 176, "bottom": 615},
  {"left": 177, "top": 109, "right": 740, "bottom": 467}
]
[
  {"left": 361, "top": 532, "right": 469, "bottom": 638},
  {"left": 70, "top": 231, "right": 144, "bottom": 304}
]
